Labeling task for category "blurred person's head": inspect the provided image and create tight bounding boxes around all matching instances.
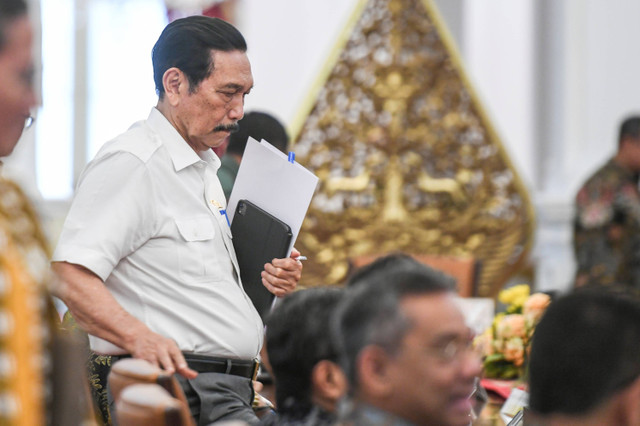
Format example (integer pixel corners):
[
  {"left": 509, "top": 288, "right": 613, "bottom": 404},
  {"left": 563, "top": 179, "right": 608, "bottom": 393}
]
[
  {"left": 616, "top": 115, "right": 640, "bottom": 172},
  {"left": 0, "top": 0, "right": 36, "bottom": 156},
  {"left": 265, "top": 287, "right": 347, "bottom": 421},
  {"left": 227, "top": 111, "right": 289, "bottom": 158},
  {"left": 347, "top": 252, "right": 429, "bottom": 288},
  {"left": 153, "top": 16, "right": 252, "bottom": 152},
  {"left": 334, "top": 254, "right": 481, "bottom": 426},
  {"left": 528, "top": 286, "right": 640, "bottom": 426}
]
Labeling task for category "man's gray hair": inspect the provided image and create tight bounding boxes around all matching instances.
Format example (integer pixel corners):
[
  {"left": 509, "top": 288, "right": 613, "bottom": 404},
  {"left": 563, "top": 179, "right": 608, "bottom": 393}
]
[{"left": 332, "top": 254, "right": 455, "bottom": 388}]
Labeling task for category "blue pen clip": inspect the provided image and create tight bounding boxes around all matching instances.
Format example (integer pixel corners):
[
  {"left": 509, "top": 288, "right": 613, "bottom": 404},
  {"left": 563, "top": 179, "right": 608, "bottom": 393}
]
[
  {"left": 288, "top": 151, "right": 295, "bottom": 164},
  {"left": 219, "top": 209, "right": 231, "bottom": 227}
]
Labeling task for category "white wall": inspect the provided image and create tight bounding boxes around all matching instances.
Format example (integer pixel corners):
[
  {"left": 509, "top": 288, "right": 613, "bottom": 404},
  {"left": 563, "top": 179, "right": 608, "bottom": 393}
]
[
  {"left": 235, "top": 0, "right": 359, "bottom": 126},
  {"left": 570, "top": 0, "right": 640, "bottom": 192},
  {"left": 463, "top": 0, "right": 536, "bottom": 189}
]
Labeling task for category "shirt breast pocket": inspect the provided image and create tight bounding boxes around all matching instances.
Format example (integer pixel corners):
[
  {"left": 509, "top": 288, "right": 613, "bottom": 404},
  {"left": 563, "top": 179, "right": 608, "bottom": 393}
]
[{"left": 174, "top": 216, "right": 220, "bottom": 282}]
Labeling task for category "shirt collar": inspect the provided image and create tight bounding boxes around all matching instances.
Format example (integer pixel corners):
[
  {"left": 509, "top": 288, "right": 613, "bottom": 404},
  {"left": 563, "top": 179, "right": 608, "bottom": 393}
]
[
  {"left": 338, "top": 400, "right": 416, "bottom": 426},
  {"left": 146, "top": 107, "right": 221, "bottom": 172}
]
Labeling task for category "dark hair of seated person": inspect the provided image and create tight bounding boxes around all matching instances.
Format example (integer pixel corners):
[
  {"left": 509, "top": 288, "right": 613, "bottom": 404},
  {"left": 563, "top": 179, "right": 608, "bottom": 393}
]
[
  {"left": 265, "top": 287, "right": 342, "bottom": 421},
  {"left": 528, "top": 285, "right": 640, "bottom": 415},
  {"left": 227, "top": 111, "right": 289, "bottom": 155},
  {"left": 345, "top": 252, "right": 434, "bottom": 288}
]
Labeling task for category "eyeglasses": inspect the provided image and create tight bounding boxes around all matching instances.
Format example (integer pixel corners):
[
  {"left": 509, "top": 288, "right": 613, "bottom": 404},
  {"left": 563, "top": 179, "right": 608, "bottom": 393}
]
[
  {"left": 24, "top": 115, "right": 35, "bottom": 130},
  {"left": 431, "top": 332, "right": 479, "bottom": 363}
]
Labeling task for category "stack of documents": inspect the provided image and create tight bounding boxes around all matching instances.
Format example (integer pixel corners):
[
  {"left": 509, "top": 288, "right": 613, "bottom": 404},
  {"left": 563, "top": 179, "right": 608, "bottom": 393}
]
[
  {"left": 228, "top": 137, "right": 318, "bottom": 255},
  {"left": 227, "top": 138, "right": 318, "bottom": 317}
]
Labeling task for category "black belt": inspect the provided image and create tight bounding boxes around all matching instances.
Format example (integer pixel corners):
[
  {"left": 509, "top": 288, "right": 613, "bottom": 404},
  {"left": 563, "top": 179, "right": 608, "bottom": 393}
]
[
  {"left": 109, "top": 353, "right": 259, "bottom": 380},
  {"left": 183, "top": 353, "right": 259, "bottom": 379}
]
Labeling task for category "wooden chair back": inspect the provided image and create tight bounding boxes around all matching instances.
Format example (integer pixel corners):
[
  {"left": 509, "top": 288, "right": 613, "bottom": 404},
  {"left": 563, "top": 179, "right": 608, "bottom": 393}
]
[
  {"left": 116, "top": 383, "right": 184, "bottom": 426},
  {"left": 109, "top": 358, "right": 194, "bottom": 425},
  {"left": 350, "top": 253, "right": 480, "bottom": 297}
]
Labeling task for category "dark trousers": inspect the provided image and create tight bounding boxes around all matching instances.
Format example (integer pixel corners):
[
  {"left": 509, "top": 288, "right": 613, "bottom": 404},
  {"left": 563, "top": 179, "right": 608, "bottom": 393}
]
[
  {"left": 107, "top": 370, "right": 258, "bottom": 426},
  {"left": 176, "top": 372, "right": 258, "bottom": 426}
]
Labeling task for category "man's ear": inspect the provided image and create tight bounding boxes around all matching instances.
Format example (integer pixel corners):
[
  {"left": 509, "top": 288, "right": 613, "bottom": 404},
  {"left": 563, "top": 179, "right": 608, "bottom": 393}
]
[
  {"left": 162, "top": 67, "right": 185, "bottom": 106},
  {"left": 356, "top": 345, "right": 394, "bottom": 397},
  {"left": 311, "top": 360, "right": 348, "bottom": 404}
]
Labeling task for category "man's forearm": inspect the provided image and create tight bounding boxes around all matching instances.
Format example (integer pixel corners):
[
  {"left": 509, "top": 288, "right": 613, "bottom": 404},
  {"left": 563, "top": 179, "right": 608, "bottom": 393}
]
[
  {"left": 51, "top": 261, "right": 198, "bottom": 378},
  {"left": 51, "top": 261, "right": 145, "bottom": 351}
]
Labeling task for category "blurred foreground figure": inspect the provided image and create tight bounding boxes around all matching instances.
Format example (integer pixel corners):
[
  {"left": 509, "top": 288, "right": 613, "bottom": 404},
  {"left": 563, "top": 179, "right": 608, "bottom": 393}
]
[
  {"left": 528, "top": 286, "right": 640, "bottom": 426},
  {"left": 262, "top": 287, "right": 347, "bottom": 425},
  {"left": 334, "top": 254, "right": 482, "bottom": 426},
  {"left": 0, "top": 1, "right": 94, "bottom": 424}
]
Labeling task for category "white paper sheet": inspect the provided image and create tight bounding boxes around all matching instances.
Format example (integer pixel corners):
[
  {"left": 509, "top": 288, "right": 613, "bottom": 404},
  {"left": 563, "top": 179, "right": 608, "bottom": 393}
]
[
  {"left": 227, "top": 137, "right": 319, "bottom": 255},
  {"left": 454, "top": 297, "right": 495, "bottom": 336}
]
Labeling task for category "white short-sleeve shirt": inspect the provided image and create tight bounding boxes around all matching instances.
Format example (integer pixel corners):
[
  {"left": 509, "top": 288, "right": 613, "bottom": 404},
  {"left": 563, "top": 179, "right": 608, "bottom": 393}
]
[{"left": 53, "top": 108, "right": 264, "bottom": 358}]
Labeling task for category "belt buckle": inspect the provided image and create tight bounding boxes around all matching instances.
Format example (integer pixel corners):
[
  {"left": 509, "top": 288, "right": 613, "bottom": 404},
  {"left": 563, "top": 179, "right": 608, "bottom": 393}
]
[{"left": 251, "top": 359, "right": 260, "bottom": 381}]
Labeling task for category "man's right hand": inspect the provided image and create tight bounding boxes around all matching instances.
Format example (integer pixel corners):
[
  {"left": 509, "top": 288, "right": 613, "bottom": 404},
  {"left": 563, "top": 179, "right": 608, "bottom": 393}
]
[{"left": 126, "top": 325, "right": 198, "bottom": 379}]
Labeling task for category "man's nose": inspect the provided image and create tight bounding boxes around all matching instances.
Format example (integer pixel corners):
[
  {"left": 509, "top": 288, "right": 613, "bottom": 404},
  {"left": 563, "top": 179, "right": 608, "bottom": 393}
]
[
  {"left": 25, "top": 87, "right": 37, "bottom": 110},
  {"left": 228, "top": 95, "right": 244, "bottom": 120},
  {"left": 24, "top": 90, "right": 38, "bottom": 129},
  {"left": 463, "top": 350, "right": 483, "bottom": 378}
]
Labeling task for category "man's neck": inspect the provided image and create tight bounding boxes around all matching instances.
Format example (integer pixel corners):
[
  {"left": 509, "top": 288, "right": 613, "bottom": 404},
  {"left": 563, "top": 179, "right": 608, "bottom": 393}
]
[
  {"left": 341, "top": 400, "right": 415, "bottom": 426},
  {"left": 227, "top": 152, "right": 242, "bottom": 165}
]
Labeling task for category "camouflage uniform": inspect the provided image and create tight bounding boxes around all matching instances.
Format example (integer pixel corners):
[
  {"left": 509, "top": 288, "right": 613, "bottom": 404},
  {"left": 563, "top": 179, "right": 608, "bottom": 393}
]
[{"left": 573, "top": 158, "right": 640, "bottom": 289}]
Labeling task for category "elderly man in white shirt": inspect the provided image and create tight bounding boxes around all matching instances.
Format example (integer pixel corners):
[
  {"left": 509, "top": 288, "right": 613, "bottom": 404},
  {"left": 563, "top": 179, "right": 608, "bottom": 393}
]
[{"left": 52, "top": 16, "right": 302, "bottom": 426}]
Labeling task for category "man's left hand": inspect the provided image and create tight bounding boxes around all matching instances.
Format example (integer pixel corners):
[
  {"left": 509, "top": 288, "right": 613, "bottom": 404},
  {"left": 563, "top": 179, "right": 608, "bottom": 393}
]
[{"left": 261, "top": 248, "right": 303, "bottom": 297}]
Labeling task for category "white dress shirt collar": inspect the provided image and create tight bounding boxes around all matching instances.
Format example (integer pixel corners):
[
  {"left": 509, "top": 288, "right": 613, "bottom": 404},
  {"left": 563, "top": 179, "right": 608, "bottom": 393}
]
[{"left": 146, "top": 107, "right": 221, "bottom": 173}]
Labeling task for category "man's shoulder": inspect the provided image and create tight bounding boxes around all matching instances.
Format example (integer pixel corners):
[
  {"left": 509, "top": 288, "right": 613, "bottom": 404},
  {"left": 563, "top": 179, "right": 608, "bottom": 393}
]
[
  {"left": 576, "top": 159, "right": 623, "bottom": 200},
  {"left": 582, "top": 159, "right": 628, "bottom": 188},
  {"left": 574, "top": 159, "right": 638, "bottom": 228},
  {"left": 337, "top": 402, "right": 414, "bottom": 426},
  {"left": 97, "top": 120, "right": 162, "bottom": 164}
]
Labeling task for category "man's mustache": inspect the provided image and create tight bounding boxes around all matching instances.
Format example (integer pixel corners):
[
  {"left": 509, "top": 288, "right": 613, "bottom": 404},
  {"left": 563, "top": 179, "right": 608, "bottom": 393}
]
[{"left": 214, "top": 123, "right": 239, "bottom": 133}]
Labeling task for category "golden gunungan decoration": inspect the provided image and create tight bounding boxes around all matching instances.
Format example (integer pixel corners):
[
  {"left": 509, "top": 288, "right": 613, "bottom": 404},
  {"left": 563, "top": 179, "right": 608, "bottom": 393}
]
[{"left": 291, "top": 0, "right": 535, "bottom": 296}]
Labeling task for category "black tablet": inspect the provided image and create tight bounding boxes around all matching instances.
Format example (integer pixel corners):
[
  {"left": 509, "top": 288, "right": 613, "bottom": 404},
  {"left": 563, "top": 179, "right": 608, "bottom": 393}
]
[{"left": 231, "top": 199, "right": 293, "bottom": 319}]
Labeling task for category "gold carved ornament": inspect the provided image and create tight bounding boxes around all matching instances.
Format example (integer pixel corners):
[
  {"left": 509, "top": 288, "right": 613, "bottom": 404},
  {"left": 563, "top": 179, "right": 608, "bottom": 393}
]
[
  {"left": 289, "top": 0, "right": 535, "bottom": 297},
  {"left": 0, "top": 177, "right": 51, "bottom": 425}
]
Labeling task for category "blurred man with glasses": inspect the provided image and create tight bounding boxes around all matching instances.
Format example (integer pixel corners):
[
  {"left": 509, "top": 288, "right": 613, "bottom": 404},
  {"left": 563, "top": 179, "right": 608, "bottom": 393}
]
[{"left": 333, "top": 254, "right": 482, "bottom": 426}]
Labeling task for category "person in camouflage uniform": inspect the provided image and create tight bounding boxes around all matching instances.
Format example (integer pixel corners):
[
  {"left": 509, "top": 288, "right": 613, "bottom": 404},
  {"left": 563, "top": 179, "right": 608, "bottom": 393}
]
[{"left": 574, "top": 116, "right": 640, "bottom": 289}]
